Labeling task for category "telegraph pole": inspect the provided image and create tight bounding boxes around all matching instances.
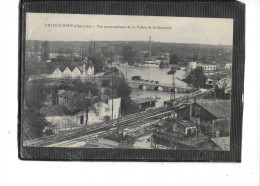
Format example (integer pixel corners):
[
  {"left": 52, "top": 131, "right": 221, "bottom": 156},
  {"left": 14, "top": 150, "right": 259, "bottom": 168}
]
[{"left": 170, "top": 65, "right": 175, "bottom": 101}]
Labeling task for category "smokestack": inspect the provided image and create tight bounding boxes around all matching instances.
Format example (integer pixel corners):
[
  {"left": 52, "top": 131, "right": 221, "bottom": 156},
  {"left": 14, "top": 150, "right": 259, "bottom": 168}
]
[{"left": 149, "top": 36, "right": 152, "bottom": 58}]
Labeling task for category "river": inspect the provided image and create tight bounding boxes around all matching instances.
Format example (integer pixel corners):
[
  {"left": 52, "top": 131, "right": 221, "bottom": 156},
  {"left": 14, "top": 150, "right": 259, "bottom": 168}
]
[
  {"left": 117, "top": 64, "right": 189, "bottom": 107},
  {"left": 118, "top": 64, "right": 187, "bottom": 86}
]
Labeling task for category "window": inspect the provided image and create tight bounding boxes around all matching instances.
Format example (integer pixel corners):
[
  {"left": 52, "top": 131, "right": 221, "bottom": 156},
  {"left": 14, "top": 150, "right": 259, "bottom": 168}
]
[
  {"left": 80, "top": 116, "right": 84, "bottom": 124},
  {"left": 186, "top": 128, "right": 191, "bottom": 135}
]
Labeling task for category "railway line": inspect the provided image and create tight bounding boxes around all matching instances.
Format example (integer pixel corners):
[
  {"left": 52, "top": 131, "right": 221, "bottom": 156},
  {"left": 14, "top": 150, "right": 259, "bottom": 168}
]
[{"left": 26, "top": 106, "right": 176, "bottom": 147}]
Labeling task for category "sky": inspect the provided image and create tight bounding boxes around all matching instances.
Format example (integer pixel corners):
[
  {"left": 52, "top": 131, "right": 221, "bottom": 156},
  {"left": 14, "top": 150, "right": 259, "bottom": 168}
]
[{"left": 26, "top": 13, "right": 233, "bottom": 45}]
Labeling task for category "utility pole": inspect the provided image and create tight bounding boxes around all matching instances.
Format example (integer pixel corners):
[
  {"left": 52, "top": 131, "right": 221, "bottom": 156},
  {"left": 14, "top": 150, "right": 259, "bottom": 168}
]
[
  {"left": 111, "top": 75, "right": 114, "bottom": 121},
  {"left": 170, "top": 66, "right": 175, "bottom": 101}
]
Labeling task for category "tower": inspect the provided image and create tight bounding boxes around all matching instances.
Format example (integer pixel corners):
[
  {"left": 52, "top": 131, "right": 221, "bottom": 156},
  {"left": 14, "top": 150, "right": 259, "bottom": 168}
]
[{"left": 149, "top": 36, "right": 152, "bottom": 57}]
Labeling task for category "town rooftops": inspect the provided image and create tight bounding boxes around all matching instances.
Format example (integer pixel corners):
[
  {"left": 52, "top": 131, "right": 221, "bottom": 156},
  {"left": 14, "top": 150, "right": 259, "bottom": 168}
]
[
  {"left": 132, "top": 97, "right": 157, "bottom": 104},
  {"left": 195, "top": 99, "right": 231, "bottom": 119},
  {"left": 211, "top": 136, "right": 230, "bottom": 151}
]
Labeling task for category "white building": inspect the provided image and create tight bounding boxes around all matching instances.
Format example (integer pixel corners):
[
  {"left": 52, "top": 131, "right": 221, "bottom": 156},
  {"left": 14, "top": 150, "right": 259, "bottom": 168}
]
[
  {"left": 199, "top": 63, "right": 217, "bottom": 71},
  {"left": 51, "top": 59, "right": 94, "bottom": 78},
  {"left": 197, "top": 62, "right": 217, "bottom": 75},
  {"left": 41, "top": 97, "right": 121, "bottom": 133},
  {"left": 186, "top": 62, "right": 197, "bottom": 70},
  {"left": 224, "top": 63, "right": 232, "bottom": 70}
]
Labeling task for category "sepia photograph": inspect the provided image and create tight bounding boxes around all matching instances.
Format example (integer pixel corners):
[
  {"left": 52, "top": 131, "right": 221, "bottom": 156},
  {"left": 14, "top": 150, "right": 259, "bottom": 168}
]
[{"left": 22, "top": 13, "right": 233, "bottom": 151}]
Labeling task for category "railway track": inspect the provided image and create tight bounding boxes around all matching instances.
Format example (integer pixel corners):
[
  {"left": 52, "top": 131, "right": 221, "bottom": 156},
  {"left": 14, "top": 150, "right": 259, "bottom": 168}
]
[
  {"left": 26, "top": 106, "right": 175, "bottom": 147},
  {"left": 48, "top": 110, "right": 172, "bottom": 148}
]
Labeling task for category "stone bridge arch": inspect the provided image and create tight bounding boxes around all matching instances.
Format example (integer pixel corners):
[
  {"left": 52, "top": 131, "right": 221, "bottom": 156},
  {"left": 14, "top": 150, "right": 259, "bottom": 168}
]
[
  {"left": 170, "top": 88, "right": 178, "bottom": 93},
  {"left": 138, "top": 85, "right": 147, "bottom": 90},
  {"left": 154, "top": 86, "right": 163, "bottom": 91}
]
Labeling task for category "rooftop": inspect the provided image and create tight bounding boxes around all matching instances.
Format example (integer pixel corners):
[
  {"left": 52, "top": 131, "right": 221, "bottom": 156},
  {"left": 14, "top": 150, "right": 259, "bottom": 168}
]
[
  {"left": 195, "top": 99, "right": 231, "bottom": 118},
  {"left": 165, "top": 118, "right": 195, "bottom": 128},
  {"left": 132, "top": 97, "right": 157, "bottom": 104},
  {"left": 211, "top": 136, "right": 230, "bottom": 151}
]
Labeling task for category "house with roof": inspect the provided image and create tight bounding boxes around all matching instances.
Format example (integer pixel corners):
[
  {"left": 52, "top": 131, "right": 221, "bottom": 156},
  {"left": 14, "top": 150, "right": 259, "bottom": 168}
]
[
  {"left": 224, "top": 63, "right": 232, "bottom": 70},
  {"left": 132, "top": 97, "right": 157, "bottom": 110},
  {"left": 197, "top": 62, "right": 218, "bottom": 75},
  {"left": 51, "top": 59, "right": 94, "bottom": 78},
  {"left": 40, "top": 105, "right": 77, "bottom": 133},
  {"left": 56, "top": 89, "right": 99, "bottom": 106},
  {"left": 71, "top": 97, "right": 121, "bottom": 126},
  {"left": 74, "top": 101, "right": 112, "bottom": 126},
  {"left": 152, "top": 117, "right": 210, "bottom": 150},
  {"left": 191, "top": 99, "right": 231, "bottom": 137},
  {"left": 41, "top": 90, "right": 121, "bottom": 133}
]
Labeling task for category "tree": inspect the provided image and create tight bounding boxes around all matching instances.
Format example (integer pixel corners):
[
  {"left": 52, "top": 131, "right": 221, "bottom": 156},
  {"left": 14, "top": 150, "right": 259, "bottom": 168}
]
[
  {"left": 67, "top": 93, "right": 93, "bottom": 125},
  {"left": 89, "top": 55, "right": 104, "bottom": 73},
  {"left": 23, "top": 80, "right": 52, "bottom": 139},
  {"left": 169, "top": 54, "right": 179, "bottom": 65},
  {"left": 108, "top": 72, "right": 132, "bottom": 98},
  {"left": 71, "top": 81, "right": 99, "bottom": 95},
  {"left": 107, "top": 72, "right": 139, "bottom": 115},
  {"left": 23, "top": 108, "right": 50, "bottom": 139},
  {"left": 123, "top": 45, "right": 136, "bottom": 65},
  {"left": 214, "top": 85, "right": 230, "bottom": 99},
  {"left": 34, "top": 40, "right": 40, "bottom": 62},
  {"left": 41, "top": 40, "right": 50, "bottom": 62},
  {"left": 121, "top": 97, "right": 139, "bottom": 115},
  {"left": 186, "top": 67, "right": 207, "bottom": 88}
]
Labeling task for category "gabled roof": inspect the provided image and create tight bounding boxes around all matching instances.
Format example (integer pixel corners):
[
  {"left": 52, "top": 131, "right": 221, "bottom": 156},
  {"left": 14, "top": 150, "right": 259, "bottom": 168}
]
[
  {"left": 195, "top": 99, "right": 231, "bottom": 119},
  {"left": 52, "top": 67, "right": 63, "bottom": 74},
  {"left": 211, "top": 137, "right": 230, "bottom": 151},
  {"left": 77, "top": 66, "right": 83, "bottom": 72}
]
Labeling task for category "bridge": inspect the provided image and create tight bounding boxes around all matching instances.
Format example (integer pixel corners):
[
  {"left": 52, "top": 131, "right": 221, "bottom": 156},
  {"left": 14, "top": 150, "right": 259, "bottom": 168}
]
[
  {"left": 24, "top": 106, "right": 177, "bottom": 148},
  {"left": 127, "top": 80, "right": 194, "bottom": 93}
]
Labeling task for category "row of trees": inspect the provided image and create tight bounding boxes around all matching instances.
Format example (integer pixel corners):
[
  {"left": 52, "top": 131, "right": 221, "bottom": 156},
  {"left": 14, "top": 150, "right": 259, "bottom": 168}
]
[{"left": 122, "top": 43, "right": 181, "bottom": 67}]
